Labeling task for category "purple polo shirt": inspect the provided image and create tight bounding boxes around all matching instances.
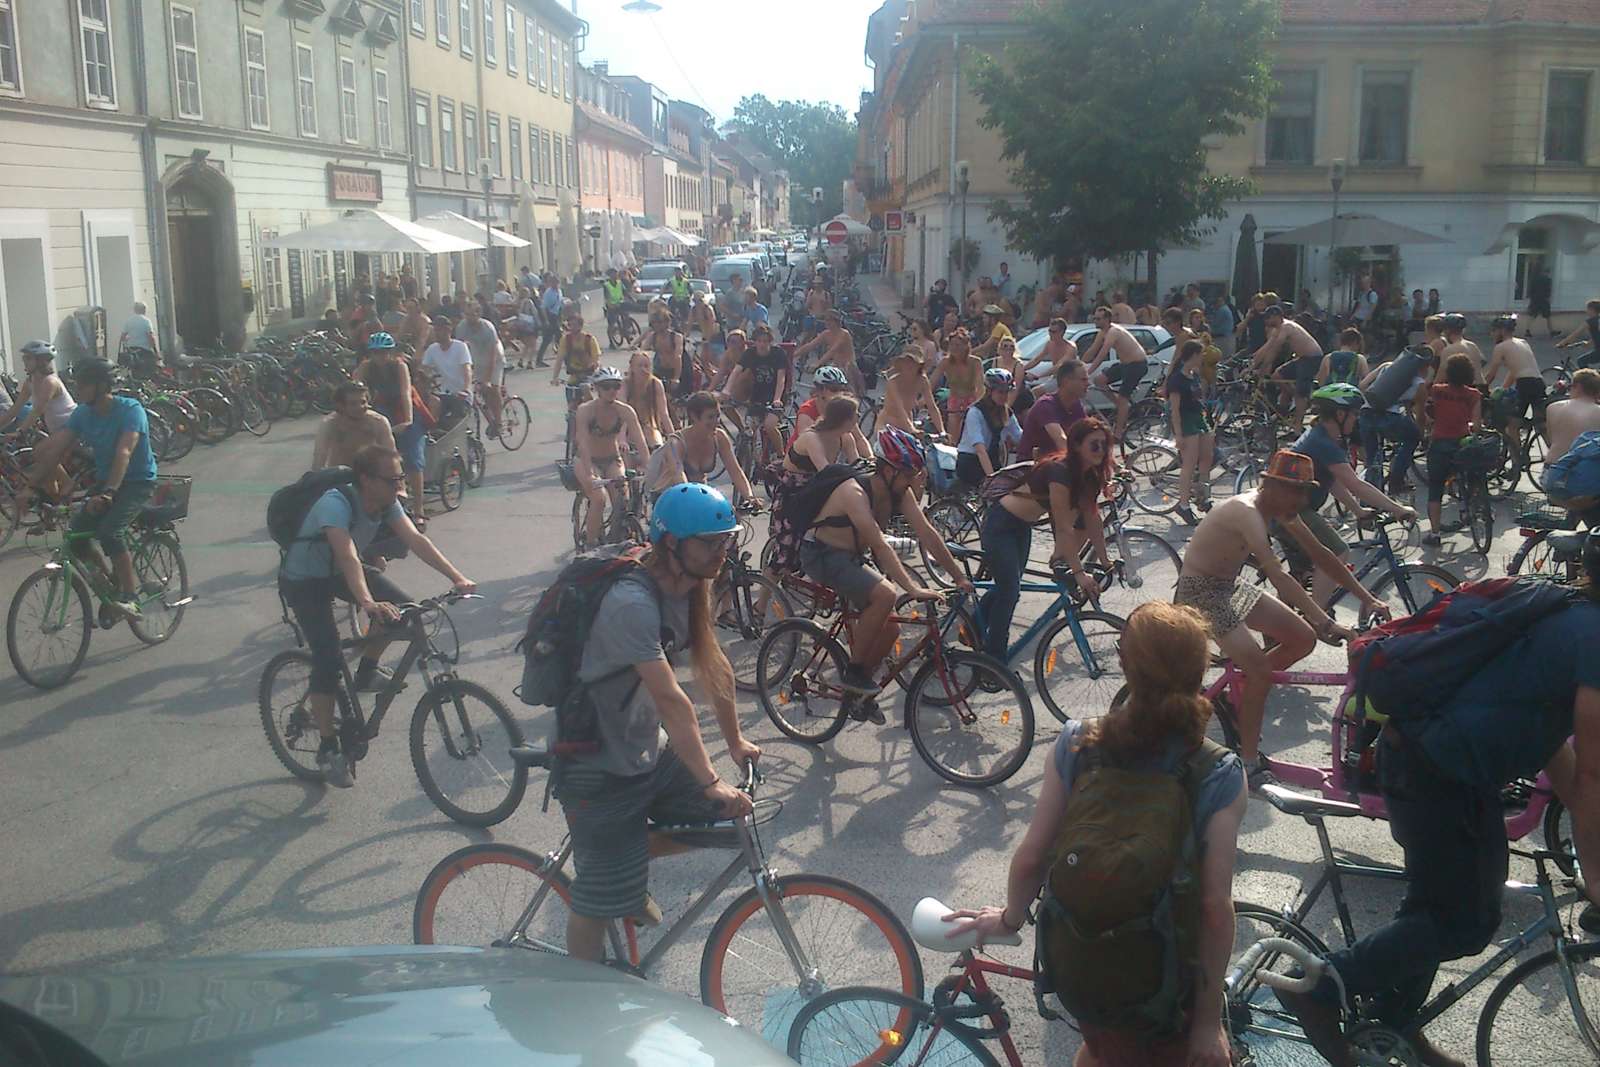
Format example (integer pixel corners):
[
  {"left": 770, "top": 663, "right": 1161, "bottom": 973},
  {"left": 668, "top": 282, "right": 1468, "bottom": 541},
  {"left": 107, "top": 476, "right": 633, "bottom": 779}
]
[{"left": 1018, "top": 391, "right": 1087, "bottom": 459}]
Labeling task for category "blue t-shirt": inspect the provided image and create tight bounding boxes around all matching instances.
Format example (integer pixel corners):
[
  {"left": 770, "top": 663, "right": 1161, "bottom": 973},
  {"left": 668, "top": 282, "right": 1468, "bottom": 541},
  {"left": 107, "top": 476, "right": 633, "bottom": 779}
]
[
  {"left": 1052, "top": 721, "right": 1243, "bottom": 839},
  {"left": 742, "top": 303, "right": 770, "bottom": 330},
  {"left": 1208, "top": 304, "right": 1235, "bottom": 340},
  {"left": 1289, "top": 421, "right": 1347, "bottom": 510},
  {"left": 280, "top": 488, "right": 406, "bottom": 581},
  {"left": 68, "top": 396, "right": 156, "bottom": 484},
  {"left": 541, "top": 287, "right": 564, "bottom": 315},
  {"left": 1409, "top": 601, "right": 1600, "bottom": 788}
]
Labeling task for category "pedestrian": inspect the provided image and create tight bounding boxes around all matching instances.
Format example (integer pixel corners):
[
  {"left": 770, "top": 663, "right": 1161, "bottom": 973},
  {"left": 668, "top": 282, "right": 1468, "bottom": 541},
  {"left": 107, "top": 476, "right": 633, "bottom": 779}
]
[
  {"left": 118, "top": 301, "right": 161, "bottom": 371},
  {"left": 536, "top": 274, "right": 563, "bottom": 367},
  {"left": 1526, "top": 263, "right": 1557, "bottom": 338}
]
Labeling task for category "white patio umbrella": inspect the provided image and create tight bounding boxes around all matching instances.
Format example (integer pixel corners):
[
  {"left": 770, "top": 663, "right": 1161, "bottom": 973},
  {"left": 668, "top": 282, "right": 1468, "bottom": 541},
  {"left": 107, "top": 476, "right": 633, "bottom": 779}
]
[
  {"left": 516, "top": 192, "right": 546, "bottom": 274},
  {"left": 1263, "top": 214, "right": 1449, "bottom": 247},
  {"left": 419, "top": 209, "right": 531, "bottom": 248},
  {"left": 261, "top": 209, "right": 483, "bottom": 253},
  {"left": 821, "top": 213, "right": 872, "bottom": 238},
  {"left": 557, "top": 188, "right": 582, "bottom": 275},
  {"left": 599, "top": 211, "right": 615, "bottom": 271},
  {"left": 663, "top": 226, "right": 703, "bottom": 247},
  {"left": 620, "top": 213, "right": 638, "bottom": 267}
]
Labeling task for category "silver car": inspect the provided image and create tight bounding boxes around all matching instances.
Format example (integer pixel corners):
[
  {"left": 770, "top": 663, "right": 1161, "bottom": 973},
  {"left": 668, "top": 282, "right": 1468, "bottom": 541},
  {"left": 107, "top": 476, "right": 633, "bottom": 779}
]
[{"left": 1013, "top": 322, "right": 1174, "bottom": 410}]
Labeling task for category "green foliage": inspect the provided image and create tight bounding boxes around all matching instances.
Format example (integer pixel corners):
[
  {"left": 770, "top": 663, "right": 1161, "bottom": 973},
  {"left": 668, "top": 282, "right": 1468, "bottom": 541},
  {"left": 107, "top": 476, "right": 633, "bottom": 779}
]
[
  {"left": 725, "top": 94, "right": 857, "bottom": 224},
  {"left": 949, "top": 237, "right": 981, "bottom": 272},
  {"left": 969, "top": 0, "right": 1279, "bottom": 265}
]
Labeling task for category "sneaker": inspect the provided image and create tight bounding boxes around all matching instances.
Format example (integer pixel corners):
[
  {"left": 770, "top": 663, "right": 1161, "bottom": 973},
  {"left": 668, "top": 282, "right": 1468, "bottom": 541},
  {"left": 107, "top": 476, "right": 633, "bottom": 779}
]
[
  {"left": 1246, "top": 756, "right": 1278, "bottom": 793},
  {"left": 848, "top": 696, "right": 886, "bottom": 725},
  {"left": 317, "top": 742, "right": 354, "bottom": 789},
  {"left": 110, "top": 597, "right": 143, "bottom": 621},
  {"left": 838, "top": 664, "right": 882, "bottom": 697},
  {"left": 1422, "top": 532, "right": 1442, "bottom": 546},
  {"left": 976, "top": 672, "right": 1009, "bottom": 694},
  {"left": 352, "top": 664, "right": 404, "bottom": 693},
  {"left": 1175, "top": 505, "right": 1200, "bottom": 526}
]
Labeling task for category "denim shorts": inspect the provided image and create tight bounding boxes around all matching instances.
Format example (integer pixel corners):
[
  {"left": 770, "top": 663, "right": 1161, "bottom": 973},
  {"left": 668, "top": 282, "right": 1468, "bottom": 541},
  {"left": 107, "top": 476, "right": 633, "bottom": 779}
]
[{"left": 798, "top": 538, "right": 883, "bottom": 609}]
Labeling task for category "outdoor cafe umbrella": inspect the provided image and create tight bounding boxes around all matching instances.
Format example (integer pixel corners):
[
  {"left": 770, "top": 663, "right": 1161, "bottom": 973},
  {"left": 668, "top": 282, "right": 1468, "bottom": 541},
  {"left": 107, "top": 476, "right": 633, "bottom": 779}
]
[
  {"left": 1232, "top": 214, "right": 1259, "bottom": 302},
  {"left": 260, "top": 209, "right": 483, "bottom": 254},
  {"left": 419, "top": 210, "right": 531, "bottom": 248},
  {"left": 821, "top": 213, "right": 872, "bottom": 237},
  {"left": 1263, "top": 213, "right": 1449, "bottom": 248}
]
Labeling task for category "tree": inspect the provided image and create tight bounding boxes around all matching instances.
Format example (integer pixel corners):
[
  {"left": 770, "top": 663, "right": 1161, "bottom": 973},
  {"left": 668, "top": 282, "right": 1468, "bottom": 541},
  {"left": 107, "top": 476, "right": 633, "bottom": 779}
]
[
  {"left": 970, "top": 0, "right": 1278, "bottom": 293},
  {"left": 724, "top": 94, "right": 857, "bottom": 225}
]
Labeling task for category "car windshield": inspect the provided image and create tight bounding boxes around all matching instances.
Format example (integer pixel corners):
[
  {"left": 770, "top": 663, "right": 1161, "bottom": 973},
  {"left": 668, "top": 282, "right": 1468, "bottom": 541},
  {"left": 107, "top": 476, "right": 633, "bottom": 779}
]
[
  {"left": 689, "top": 279, "right": 711, "bottom": 293},
  {"left": 639, "top": 264, "right": 680, "bottom": 281}
]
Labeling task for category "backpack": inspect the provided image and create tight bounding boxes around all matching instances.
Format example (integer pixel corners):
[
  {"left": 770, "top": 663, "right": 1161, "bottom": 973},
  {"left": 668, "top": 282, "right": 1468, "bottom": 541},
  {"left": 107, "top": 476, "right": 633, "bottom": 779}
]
[
  {"left": 1363, "top": 348, "right": 1429, "bottom": 410},
  {"left": 514, "top": 544, "right": 659, "bottom": 754},
  {"left": 1035, "top": 738, "right": 1227, "bottom": 1037},
  {"left": 1349, "top": 577, "right": 1580, "bottom": 724},
  {"left": 980, "top": 461, "right": 1034, "bottom": 504},
  {"left": 1542, "top": 430, "right": 1600, "bottom": 507},
  {"left": 267, "top": 468, "right": 356, "bottom": 550},
  {"left": 765, "top": 462, "right": 871, "bottom": 575}
]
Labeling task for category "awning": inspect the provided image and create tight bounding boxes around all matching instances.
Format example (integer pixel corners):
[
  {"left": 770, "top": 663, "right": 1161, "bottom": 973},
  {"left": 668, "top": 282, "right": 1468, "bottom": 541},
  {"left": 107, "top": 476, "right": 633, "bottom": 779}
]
[
  {"left": 635, "top": 225, "right": 702, "bottom": 247},
  {"left": 1262, "top": 213, "right": 1448, "bottom": 248},
  {"left": 821, "top": 213, "right": 872, "bottom": 237},
  {"left": 260, "top": 209, "right": 483, "bottom": 254},
  {"left": 1483, "top": 211, "right": 1600, "bottom": 255},
  {"left": 419, "top": 210, "right": 531, "bottom": 248}
]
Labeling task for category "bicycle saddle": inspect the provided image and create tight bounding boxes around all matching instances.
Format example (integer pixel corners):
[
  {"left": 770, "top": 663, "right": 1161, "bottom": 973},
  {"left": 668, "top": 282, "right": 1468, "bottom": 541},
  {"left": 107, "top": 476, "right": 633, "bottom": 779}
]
[
  {"left": 1547, "top": 531, "right": 1586, "bottom": 562},
  {"left": 912, "top": 897, "right": 1022, "bottom": 952},
  {"left": 1259, "top": 783, "right": 1363, "bottom": 821}
]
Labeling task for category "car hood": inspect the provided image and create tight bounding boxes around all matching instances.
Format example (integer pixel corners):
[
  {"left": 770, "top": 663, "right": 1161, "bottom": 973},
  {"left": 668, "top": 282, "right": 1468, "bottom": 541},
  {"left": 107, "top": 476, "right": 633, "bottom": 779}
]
[{"left": 0, "top": 946, "right": 797, "bottom": 1066}]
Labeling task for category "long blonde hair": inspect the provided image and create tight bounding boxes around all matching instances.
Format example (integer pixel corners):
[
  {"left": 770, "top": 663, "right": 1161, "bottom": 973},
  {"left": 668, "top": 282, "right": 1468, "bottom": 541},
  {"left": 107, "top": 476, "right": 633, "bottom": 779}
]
[
  {"left": 1081, "top": 602, "right": 1211, "bottom": 762},
  {"left": 642, "top": 544, "right": 734, "bottom": 709}
]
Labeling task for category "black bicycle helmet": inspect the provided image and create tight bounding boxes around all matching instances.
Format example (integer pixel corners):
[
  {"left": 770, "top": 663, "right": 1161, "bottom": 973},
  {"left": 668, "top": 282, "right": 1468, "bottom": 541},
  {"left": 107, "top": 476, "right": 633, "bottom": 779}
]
[
  {"left": 1491, "top": 313, "right": 1518, "bottom": 333},
  {"left": 1443, "top": 313, "right": 1469, "bottom": 333},
  {"left": 73, "top": 358, "right": 114, "bottom": 389},
  {"left": 20, "top": 339, "right": 56, "bottom": 363}
]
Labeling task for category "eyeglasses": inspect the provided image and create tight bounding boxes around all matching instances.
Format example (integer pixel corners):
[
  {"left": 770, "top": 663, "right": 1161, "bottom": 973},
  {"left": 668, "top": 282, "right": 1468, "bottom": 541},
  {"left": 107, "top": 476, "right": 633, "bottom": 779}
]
[
  {"left": 691, "top": 532, "right": 737, "bottom": 552},
  {"left": 370, "top": 473, "right": 407, "bottom": 486}
]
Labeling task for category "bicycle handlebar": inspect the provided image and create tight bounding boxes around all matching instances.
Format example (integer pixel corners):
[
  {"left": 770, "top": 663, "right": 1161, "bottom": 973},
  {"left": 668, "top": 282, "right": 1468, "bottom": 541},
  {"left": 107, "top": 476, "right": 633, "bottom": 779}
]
[
  {"left": 1226, "top": 938, "right": 1328, "bottom": 997},
  {"left": 398, "top": 590, "right": 481, "bottom": 620}
]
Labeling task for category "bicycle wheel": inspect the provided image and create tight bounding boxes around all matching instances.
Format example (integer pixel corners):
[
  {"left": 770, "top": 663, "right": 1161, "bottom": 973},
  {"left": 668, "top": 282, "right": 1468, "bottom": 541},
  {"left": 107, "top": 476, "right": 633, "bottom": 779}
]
[
  {"left": 128, "top": 532, "right": 189, "bottom": 645},
  {"left": 1033, "top": 610, "right": 1125, "bottom": 726},
  {"left": 6, "top": 566, "right": 93, "bottom": 689},
  {"left": 1097, "top": 527, "right": 1182, "bottom": 622},
  {"left": 756, "top": 617, "right": 852, "bottom": 743},
  {"left": 1366, "top": 563, "right": 1459, "bottom": 625},
  {"left": 258, "top": 649, "right": 350, "bottom": 782},
  {"left": 412, "top": 842, "right": 584, "bottom": 955},
  {"left": 238, "top": 391, "right": 271, "bottom": 437},
  {"left": 717, "top": 572, "right": 796, "bottom": 694},
  {"left": 920, "top": 498, "right": 982, "bottom": 589},
  {"left": 1506, "top": 531, "right": 1561, "bottom": 579},
  {"left": 409, "top": 679, "right": 528, "bottom": 827},
  {"left": 0, "top": 484, "right": 20, "bottom": 551},
  {"left": 497, "top": 395, "right": 532, "bottom": 451},
  {"left": 436, "top": 456, "right": 466, "bottom": 512},
  {"left": 1476, "top": 941, "right": 1600, "bottom": 1067},
  {"left": 906, "top": 650, "right": 1034, "bottom": 787},
  {"left": 1469, "top": 484, "right": 1494, "bottom": 555},
  {"left": 787, "top": 986, "right": 1000, "bottom": 1067},
  {"left": 190, "top": 388, "right": 233, "bottom": 443},
  {"left": 1543, "top": 797, "right": 1576, "bottom": 876},
  {"left": 857, "top": 398, "right": 879, "bottom": 437},
  {"left": 701, "top": 874, "right": 925, "bottom": 1047},
  {"left": 607, "top": 317, "right": 627, "bottom": 349},
  {"left": 1225, "top": 903, "right": 1331, "bottom": 1067},
  {"left": 1125, "top": 443, "right": 1183, "bottom": 516},
  {"left": 465, "top": 436, "right": 487, "bottom": 488},
  {"left": 148, "top": 400, "right": 195, "bottom": 461}
]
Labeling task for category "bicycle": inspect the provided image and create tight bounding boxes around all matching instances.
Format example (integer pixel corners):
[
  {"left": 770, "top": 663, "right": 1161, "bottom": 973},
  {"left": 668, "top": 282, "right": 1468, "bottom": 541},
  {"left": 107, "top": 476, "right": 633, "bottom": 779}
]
[
  {"left": 712, "top": 522, "right": 796, "bottom": 693},
  {"left": 1446, "top": 430, "right": 1502, "bottom": 555},
  {"left": 1506, "top": 498, "right": 1587, "bottom": 582},
  {"left": 411, "top": 757, "right": 925, "bottom": 1046},
  {"left": 259, "top": 591, "right": 527, "bottom": 826},
  {"left": 563, "top": 468, "right": 646, "bottom": 551},
  {"left": 475, "top": 381, "right": 531, "bottom": 452},
  {"left": 785, "top": 896, "right": 1039, "bottom": 1066},
  {"left": 6, "top": 481, "right": 193, "bottom": 689},
  {"left": 560, "top": 376, "right": 594, "bottom": 462},
  {"left": 605, "top": 305, "right": 641, "bottom": 349},
  {"left": 1225, "top": 784, "right": 1598, "bottom": 1066},
  {"left": 756, "top": 587, "right": 1035, "bottom": 788}
]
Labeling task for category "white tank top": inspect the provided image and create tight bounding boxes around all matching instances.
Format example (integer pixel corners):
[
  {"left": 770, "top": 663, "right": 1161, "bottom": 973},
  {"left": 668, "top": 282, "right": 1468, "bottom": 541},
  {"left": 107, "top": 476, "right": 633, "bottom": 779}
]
[{"left": 39, "top": 375, "right": 77, "bottom": 433}]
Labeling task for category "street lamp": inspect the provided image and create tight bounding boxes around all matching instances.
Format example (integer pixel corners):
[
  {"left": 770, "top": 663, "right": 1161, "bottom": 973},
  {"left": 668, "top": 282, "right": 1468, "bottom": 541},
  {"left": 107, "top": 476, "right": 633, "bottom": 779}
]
[
  {"left": 955, "top": 159, "right": 971, "bottom": 306},
  {"left": 1327, "top": 157, "right": 1345, "bottom": 324},
  {"left": 478, "top": 158, "right": 494, "bottom": 290}
]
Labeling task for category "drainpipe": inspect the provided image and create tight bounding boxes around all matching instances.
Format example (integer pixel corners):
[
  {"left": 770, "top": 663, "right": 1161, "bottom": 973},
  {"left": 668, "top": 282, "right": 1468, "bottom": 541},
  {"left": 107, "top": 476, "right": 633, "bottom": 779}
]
[
  {"left": 400, "top": 9, "right": 417, "bottom": 224},
  {"left": 948, "top": 33, "right": 959, "bottom": 274},
  {"left": 129, "top": 0, "right": 176, "bottom": 355}
]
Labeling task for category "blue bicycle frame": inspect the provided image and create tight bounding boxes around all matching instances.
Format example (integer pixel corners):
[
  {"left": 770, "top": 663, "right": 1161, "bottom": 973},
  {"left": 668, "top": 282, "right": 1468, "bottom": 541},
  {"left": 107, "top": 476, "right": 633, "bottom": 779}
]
[{"left": 949, "top": 563, "right": 1114, "bottom": 680}]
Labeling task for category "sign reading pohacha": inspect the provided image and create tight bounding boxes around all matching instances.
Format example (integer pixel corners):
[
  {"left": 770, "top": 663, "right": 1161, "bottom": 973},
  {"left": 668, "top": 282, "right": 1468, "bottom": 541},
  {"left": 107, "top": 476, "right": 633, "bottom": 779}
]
[{"left": 326, "top": 165, "right": 384, "bottom": 203}]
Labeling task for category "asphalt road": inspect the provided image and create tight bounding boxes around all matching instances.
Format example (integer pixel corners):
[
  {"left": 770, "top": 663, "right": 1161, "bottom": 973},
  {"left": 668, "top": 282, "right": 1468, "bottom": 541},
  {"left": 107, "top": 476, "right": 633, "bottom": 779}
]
[{"left": 0, "top": 315, "right": 1586, "bottom": 1063}]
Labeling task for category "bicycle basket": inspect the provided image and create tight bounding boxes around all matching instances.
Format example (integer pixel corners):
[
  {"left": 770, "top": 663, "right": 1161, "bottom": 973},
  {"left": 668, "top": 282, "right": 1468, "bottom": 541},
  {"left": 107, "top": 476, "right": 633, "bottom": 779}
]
[
  {"left": 1455, "top": 433, "right": 1502, "bottom": 475},
  {"left": 556, "top": 460, "right": 581, "bottom": 492},
  {"left": 148, "top": 475, "right": 192, "bottom": 520}
]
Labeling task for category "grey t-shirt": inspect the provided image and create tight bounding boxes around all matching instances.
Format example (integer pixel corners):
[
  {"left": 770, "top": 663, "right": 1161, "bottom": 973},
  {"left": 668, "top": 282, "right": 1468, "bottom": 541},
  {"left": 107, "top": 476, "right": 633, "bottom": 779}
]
[
  {"left": 280, "top": 488, "right": 405, "bottom": 581},
  {"left": 573, "top": 574, "right": 693, "bottom": 777},
  {"left": 453, "top": 318, "right": 502, "bottom": 366},
  {"left": 1052, "top": 721, "right": 1243, "bottom": 839}
]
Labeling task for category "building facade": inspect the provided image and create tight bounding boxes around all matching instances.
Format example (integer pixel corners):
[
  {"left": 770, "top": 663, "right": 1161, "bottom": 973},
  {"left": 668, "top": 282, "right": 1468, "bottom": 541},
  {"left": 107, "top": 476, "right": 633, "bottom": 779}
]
[{"left": 574, "top": 61, "right": 647, "bottom": 271}]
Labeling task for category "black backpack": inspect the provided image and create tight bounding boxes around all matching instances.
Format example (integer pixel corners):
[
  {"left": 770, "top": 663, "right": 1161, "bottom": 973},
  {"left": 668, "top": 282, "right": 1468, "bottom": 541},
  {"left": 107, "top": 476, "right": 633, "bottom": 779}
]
[
  {"left": 267, "top": 468, "right": 356, "bottom": 550},
  {"left": 765, "top": 461, "right": 872, "bottom": 575}
]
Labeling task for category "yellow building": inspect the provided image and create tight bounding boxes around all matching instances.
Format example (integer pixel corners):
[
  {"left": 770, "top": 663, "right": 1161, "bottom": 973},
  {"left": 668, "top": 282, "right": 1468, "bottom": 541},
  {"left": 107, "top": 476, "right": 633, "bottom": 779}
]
[{"left": 405, "top": 0, "right": 582, "bottom": 291}]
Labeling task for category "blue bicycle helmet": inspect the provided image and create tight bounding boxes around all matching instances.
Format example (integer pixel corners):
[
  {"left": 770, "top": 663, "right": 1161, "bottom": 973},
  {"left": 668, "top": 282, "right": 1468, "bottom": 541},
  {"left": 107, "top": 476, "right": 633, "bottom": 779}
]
[
  {"left": 366, "top": 331, "right": 397, "bottom": 351},
  {"left": 649, "top": 483, "right": 740, "bottom": 545}
]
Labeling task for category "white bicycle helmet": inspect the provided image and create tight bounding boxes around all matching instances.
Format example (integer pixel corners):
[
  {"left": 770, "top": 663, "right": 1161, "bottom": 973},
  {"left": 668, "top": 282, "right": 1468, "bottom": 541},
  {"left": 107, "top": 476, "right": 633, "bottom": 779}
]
[{"left": 591, "top": 365, "right": 625, "bottom": 385}]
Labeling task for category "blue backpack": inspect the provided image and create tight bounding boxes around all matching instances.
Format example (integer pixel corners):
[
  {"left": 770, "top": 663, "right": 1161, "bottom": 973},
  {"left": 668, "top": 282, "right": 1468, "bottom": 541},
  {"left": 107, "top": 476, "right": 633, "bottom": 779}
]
[{"left": 1543, "top": 430, "right": 1600, "bottom": 507}]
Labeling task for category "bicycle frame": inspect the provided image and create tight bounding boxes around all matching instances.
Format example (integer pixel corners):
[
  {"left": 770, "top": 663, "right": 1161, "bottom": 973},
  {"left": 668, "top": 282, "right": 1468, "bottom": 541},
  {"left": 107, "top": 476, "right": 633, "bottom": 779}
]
[
  {"left": 958, "top": 572, "right": 1111, "bottom": 678},
  {"left": 327, "top": 610, "right": 467, "bottom": 761}
]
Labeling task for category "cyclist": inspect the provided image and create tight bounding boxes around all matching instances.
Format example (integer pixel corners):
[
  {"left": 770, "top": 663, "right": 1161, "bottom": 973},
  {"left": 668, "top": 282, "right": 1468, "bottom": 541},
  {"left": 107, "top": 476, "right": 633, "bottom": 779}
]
[
  {"left": 793, "top": 310, "right": 863, "bottom": 396},
  {"left": 929, "top": 327, "right": 982, "bottom": 431},
  {"left": 1082, "top": 305, "right": 1153, "bottom": 442},
  {"left": 1175, "top": 450, "right": 1380, "bottom": 787},
  {"left": 719, "top": 323, "right": 790, "bottom": 463},
  {"left": 550, "top": 307, "right": 601, "bottom": 388},
  {"left": 21, "top": 358, "right": 155, "bottom": 620},
  {"left": 1283, "top": 383, "right": 1416, "bottom": 604},
  {"left": 880, "top": 348, "right": 944, "bottom": 437},
  {"left": 785, "top": 395, "right": 872, "bottom": 478},
  {"left": 555, "top": 482, "right": 761, "bottom": 962},
  {"left": 955, "top": 366, "right": 1023, "bottom": 487},
  {"left": 1421, "top": 353, "right": 1483, "bottom": 546},
  {"left": 357, "top": 332, "right": 427, "bottom": 525},
  {"left": 642, "top": 308, "right": 691, "bottom": 399},
  {"left": 644, "top": 390, "right": 756, "bottom": 503},
  {"left": 2, "top": 340, "right": 77, "bottom": 439},
  {"left": 688, "top": 289, "right": 722, "bottom": 364},
  {"left": 1544, "top": 368, "right": 1600, "bottom": 474},
  {"left": 1554, "top": 297, "right": 1600, "bottom": 365},
  {"left": 454, "top": 302, "right": 504, "bottom": 434},
  {"left": 1166, "top": 339, "right": 1215, "bottom": 525},
  {"left": 601, "top": 269, "right": 631, "bottom": 350},
  {"left": 1017, "top": 360, "right": 1091, "bottom": 461},
  {"left": 312, "top": 382, "right": 397, "bottom": 470},
  {"left": 623, "top": 350, "right": 674, "bottom": 452},
  {"left": 1438, "top": 312, "right": 1483, "bottom": 382},
  {"left": 278, "top": 444, "right": 476, "bottom": 789},
  {"left": 1358, "top": 343, "right": 1430, "bottom": 495},
  {"left": 738, "top": 287, "right": 769, "bottom": 336},
  {"left": 946, "top": 601, "right": 1244, "bottom": 1067},
  {"left": 574, "top": 365, "right": 651, "bottom": 550},
  {"left": 1020, "top": 318, "right": 1077, "bottom": 388},
  {"left": 1246, "top": 304, "right": 1324, "bottom": 425},
  {"left": 1313, "top": 327, "right": 1369, "bottom": 390},
  {"left": 420, "top": 314, "right": 474, "bottom": 427},
  {"left": 1481, "top": 312, "right": 1543, "bottom": 448},
  {"left": 1278, "top": 532, "right": 1600, "bottom": 1067},
  {"left": 788, "top": 364, "right": 851, "bottom": 441},
  {"left": 667, "top": 265, "right": 692, "bottom": 325},
  {"left": 977, "top": 417, "right": 1113, "bottom": 663},
  {"left": 796, "top": 428, "right": 973, "bottom": 707}
]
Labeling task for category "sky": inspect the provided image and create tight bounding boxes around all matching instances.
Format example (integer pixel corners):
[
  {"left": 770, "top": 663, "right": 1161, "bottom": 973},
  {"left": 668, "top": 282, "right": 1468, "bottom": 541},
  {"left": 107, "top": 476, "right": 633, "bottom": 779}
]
[{"left": 572, "top": 0, "right": 882, "bottom": 125}]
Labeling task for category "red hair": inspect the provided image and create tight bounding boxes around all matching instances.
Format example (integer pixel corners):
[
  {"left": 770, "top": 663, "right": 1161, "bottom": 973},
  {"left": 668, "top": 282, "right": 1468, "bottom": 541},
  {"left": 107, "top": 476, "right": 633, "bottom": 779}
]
[{"left": 1027, "top": 416, "right": 1113, "bottom": 510}]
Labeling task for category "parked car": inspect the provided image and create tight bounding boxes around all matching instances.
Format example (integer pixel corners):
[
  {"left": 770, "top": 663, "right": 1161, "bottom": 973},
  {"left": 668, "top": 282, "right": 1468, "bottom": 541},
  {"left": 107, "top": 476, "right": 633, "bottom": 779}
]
[
  {"left": 1012, "top": 323, "right": 1174, "bottom": 411},
  {"left": 708, "top": 255, "right": 763, "bottom": 298},
  {"left": 689, "top": 277, "right": 717, "bottom": 310},
  {"left": 0, "top": 945, "right": 800, "bottom": 1066},
  {"left": 634, "top": 259, "right": 687, "bottom": 300}
]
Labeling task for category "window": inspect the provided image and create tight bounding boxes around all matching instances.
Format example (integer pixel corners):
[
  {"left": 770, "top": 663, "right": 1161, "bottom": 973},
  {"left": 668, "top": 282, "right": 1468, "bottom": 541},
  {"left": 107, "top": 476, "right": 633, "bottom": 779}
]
[
  {"left": 78, "top": 0, "right": 116, "bottom": 106},
  {"left": 374, "top": 67, "right": 391, "bottom": 149},
  {"left": 529, "top": 123, "right": 542, "bottom": 182},
  {"left": 1358, "top": 69, "right": 1410, "bottom": 165},
  {"left": 458, "top": 0, "right": 470, "bottom": 56},
  {"left": 294, "top": 43, "right": 317, "bottom": 136},
  {"left": 1265, "top": 69, "right": 1314, "bottom": 165},
  {"left": 338, "top": 56, "right": 358, "bottom": 142},
  {"left": 541, "top": 129, "right": 552, "bottom": 184},
  {"left": 524, "top": 18, "right": 535, "bottom": 85},
  {"left": 1515, "top": 227, "right": 1550, "bottom": 302},
  {"left": 169, "top": 5, "right": 202, "bottom": 119},
  {"left": 439, "top": 98, "right": 456, "bottom": 169},
  {"left": 408, "top": 0, "right": 422, "bottom": 34},
  {"left": 259, "top": 236, "right": 284, "bottom": 313},
  {"left": 462, "top": 107, "right": 478, "bottom": 174},
  {"left": 504, "top": 4, "right": 515, "bottom": 75},
  {"left": 412, "top": 93, "right": 432, "bottom": 166},
  {"left": 1546, "top": 70, "right": 1592, "bottom": 165},
  {"left": 509, "top": 119, "right": 521, "bottom": 181},
  {"left": 536, "top": 23, "right": 546, "bottom": 90},
  {"left": 481, "top": 0, "right": 493, "bottom": 65},
  {"left": 553, "top": 132, "right": 563, "bottom": 186},
  {"left": 434, "top": 0, "right": 447, "bottom": 44},
  {"left": 0, "top": 0, "right": 20, "bottom": 93},
  {"left": 243, "top": 27, "right": 269, "bottom": 130},
  {"left": 569, "top": 139, "right": 577, "bottom": 191},
  {"left": 487, "top": 113, "right": 501, "bottom": 175},
  {"left": 562, "top": 40, "right": 572, "bottom": 102}
]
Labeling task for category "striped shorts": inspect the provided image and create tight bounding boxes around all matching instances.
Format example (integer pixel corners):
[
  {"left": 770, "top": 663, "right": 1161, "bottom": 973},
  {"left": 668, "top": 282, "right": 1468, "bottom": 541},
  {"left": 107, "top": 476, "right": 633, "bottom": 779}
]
[{"left": 555, "top": 747, "right": 724, "bottom": 919}]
